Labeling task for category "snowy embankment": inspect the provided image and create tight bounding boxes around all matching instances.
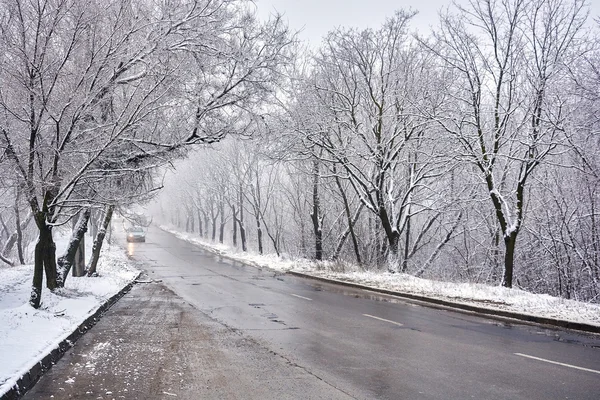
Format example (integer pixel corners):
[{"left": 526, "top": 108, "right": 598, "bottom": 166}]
[
  {"left": 0, "top": 240, "right": 139, "bottom": 397},
  {"left": 161, "top": 226, "right": 600, "bottom": 329}
]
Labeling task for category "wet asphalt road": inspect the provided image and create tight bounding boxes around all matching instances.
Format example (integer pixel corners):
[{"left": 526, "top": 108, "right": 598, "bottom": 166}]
[{"left": 26, "top": 225, "right": 600, "bottom": 399}]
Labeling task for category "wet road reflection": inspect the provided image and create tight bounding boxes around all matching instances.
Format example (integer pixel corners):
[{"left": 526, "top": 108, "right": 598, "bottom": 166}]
[
  {"left": 127, "top": 242, "right": 135, "bottom": 257},
  {"left": 118, "top": 225, "right": 600, "bottom": 400}
]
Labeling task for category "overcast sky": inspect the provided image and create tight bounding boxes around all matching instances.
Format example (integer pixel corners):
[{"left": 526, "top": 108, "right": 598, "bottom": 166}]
[{"left": 254, "top": 0, "right": 599, "bottom": 47}]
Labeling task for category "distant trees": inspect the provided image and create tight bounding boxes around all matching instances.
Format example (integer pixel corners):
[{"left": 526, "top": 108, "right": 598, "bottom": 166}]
[{"left": 153, "top": 0, "right": 600, "bottom": 302}]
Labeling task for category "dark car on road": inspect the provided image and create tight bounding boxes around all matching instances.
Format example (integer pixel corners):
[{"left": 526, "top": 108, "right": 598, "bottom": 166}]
[{"left": 126, "top": 226, "right": 146, "bottom": 242}]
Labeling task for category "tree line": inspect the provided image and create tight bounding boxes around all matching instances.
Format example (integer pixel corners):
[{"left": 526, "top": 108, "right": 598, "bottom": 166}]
[{"left": 153, "top": 0, "right": 600, "bottom": 302}]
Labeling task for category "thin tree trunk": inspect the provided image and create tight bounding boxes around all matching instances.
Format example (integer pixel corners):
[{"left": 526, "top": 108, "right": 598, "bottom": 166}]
[
  {"left": 255, "top": 213, "right": 263, "bottom": 254},
  {"left": 197, "top": 208, "right": 203, "bottom": 237},
  {"left": 332, "top": 168, "right": 362, "bottom": 264},
  {"left": 333, "top": 203, "right": 364, "bottom": 264},
  {"left": 239, "top": 218, "right": 247, "bottom": 252},
  {"left": 402, "top": 207, "right": 411, "bottom": 273},
  {"left": 238, "top": 185, "right": 247, "bottom": 252},
  {"left": 73, "top": 233, "right": 85, "bottom": 277},
  {"left": 57, "top": 209, "right": 91, "bottom": 287},
  {"left": 311, "top": 160, "right": 323, "bottom": 261},
  {"left": 211, "top": 216, "right": 217, "bottom": 241},
  {"left": 14, "top": 197, "right": 25, "bottom": 265},
  {"left": 232, "top": 205, "right": 238, "bottom": 247},
  {"left": 219, "top": 200, "right": 225, "bottom": 244},
  {"left": 88, "top": 205, "right": 114, "bottom": 276},
  {"left": 2, "top": 212, "right": 32, "bottom": 260},
  {"left": 0, "top": 252, "right": 13, "bottom": 266},
  {"left": 203, "top": 213, "right": 209, "bottom": 239}
]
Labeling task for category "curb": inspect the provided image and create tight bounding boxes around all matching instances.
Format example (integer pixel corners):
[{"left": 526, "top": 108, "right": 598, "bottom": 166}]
[
  {"left": 287, "top": 271, "right": 600, "bottom": 335},
  {"left": 1, "top": 273, "right": 141, "bottom": 400}
]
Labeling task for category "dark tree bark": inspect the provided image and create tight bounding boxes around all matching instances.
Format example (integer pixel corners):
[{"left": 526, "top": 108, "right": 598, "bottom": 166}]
[
  {"left": 196, "top": 208, "right": 203, "bottom": 237},
  {"left": 402, "top": 207, "right": 411, "bottom": 273},
  {"left": 88, "top": 205, "right": 114, "bottom": 276},
  {"left": 238, "top": 184, "right": 247, "bottom": 252},
  {"left": 31, "top": 211, "right": 58, "bottom": 308},
  {"left": 219, "top": 199, "right": 225, "bottom": 244},
  {"left": 14, "top": 196, "right": 25, "bottom": 265},
  {"left": 255, "top": 213, "right": 263, "bottom": 254},
  {"left": 73, "top": 233, "right": 86, "bottom": 277},
  {"left": 57, "top": 209, "right": 91, "bottom": 287},
  {"left": 310, "top": 159, "right": 323, "bottom": 261},
  {"left": 231, "top": 205, "right": 238, "bottom": 247},
  {"left": 203, "top": 212, "right": 209, "bottom": 239},
  {"left": 503, "top": 232, "right": 517, "bottom": 288},
  {"left": 211, "top": 214, "right": 218, "bottom": 241}
]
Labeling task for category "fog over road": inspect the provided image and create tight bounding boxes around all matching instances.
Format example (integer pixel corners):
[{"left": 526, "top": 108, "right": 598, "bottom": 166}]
[{"left": 26, "top": 225, "right": 600, "bottom": 399}]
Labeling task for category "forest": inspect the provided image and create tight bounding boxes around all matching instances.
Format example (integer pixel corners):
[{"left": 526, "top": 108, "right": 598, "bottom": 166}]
[{"left": 1, "top": 0, "right": 599, "bottom": 307}]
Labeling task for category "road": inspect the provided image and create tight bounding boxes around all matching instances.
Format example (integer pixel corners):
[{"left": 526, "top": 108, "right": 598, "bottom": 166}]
[{"left": 26, "top": 225, "right": 600, "bottom": 399}]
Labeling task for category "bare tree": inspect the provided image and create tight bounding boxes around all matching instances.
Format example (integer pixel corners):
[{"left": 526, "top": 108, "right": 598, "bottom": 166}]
[
  {"left": 0, "top": 0, "right": 295, "bottom": 307},
  {"left": 424, "top": 0, "right": 589, "bottom": 287}
]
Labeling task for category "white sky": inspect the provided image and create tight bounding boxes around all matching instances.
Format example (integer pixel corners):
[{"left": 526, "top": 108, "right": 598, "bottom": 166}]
[{"left": 254, "top": 0, "right": 600, "bottom": 47}]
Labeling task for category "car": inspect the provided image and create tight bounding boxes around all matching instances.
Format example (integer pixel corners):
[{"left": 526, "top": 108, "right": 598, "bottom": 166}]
[{"left": 126, "top": 226, "right": 146, "bottom": 242}]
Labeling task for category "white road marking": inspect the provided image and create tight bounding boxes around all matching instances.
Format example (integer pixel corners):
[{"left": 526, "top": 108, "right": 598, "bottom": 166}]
[
  {"left": 363, "top": 314, "right": 404, "bottom": 326},
  {"left": 514, "top": 353, "right": 600, "bottom": 375},
  {"left": 291, "top": 294, "right": 313, "bottom": 301}
]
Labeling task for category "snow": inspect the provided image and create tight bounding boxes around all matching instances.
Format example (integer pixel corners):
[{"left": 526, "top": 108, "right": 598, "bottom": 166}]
[
  {"left": 161, "top": 225, "right": 600, "bottom": 328},
  {"left": 0, "top": 233, "right": 140, "bottom": 397}
]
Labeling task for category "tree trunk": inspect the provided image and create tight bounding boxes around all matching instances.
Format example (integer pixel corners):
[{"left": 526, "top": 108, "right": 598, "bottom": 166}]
[
  {"left": 255, "top": 214, "right": 263, "bottom": 254},
  {"left": 219, "top": 200, "right": 225, "bottom": 244},
  {"left": 197, "top": 208, "right": 203, "bottom": 237},
  {"left": 57, "top": 209, "right": 91, "bottom": 287},
  {"left": 262, "top": 214, "right": 281, "bottom": 257},
  {"left": 203, "top": 213, "right": 209, "bottom": 239},
  {"left": 333, "top": 204, "right": 363, "bottom": 264},
  {"left": 73, "top": 234, "right": 86, "bottom": 277},
  {"left": 90, "top": 209, "right": 99, "bottom": 239},
  {"left": 88, "top": 205, "right": 114, "bottom": 276},
  {"left": 14, "top": 199, "right": 25, "bottom": 265},
  {"left": 502, "top": 232, "right": 517, "bottom": 288},
  {"left": 311, "top": 160, "right": 323, "bottom": 261},
  {"left": 211, "top": 217, "right": 217, "bottom": 241},
  {"left": 238, "top": 185, "right": 247, "bottom": 252},
  {"left": 239, "top": 218, "right": 247, "bottom": 252},
  {"left": 2, "top": 212, "right": 32, "bottom": 261},
  {"left": 30, "top": 213, "right": 58, "bottom": 309},
  {"left": 402, "top": 208, "right": 411, "bottom": 273},
  {"left": 232, "top": 205, "right": 238, "bottom": 247}
]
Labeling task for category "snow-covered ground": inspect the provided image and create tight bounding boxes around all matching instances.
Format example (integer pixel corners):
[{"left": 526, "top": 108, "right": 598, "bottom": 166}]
[
  {"left": 0, "top": 234, "right": 140, "bottom": 397},
  {"left": 161, "top": 226, "right": 600, "bottom": 329}
]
